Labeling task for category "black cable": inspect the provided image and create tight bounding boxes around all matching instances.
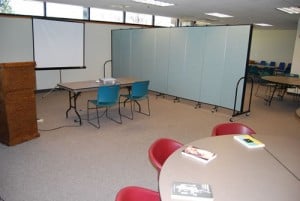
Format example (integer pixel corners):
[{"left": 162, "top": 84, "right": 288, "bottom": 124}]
[{"left": 38, "top": 124, "right": 81, "bottom": 131}]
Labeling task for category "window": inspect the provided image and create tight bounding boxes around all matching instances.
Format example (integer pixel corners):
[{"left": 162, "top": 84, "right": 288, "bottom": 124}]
[
  {"left": 155, "top": 15, "right": 176, "bottom": 27},
  {"left": 90, "top": 8, "right": 123, "bottom": 23},
  {"left": 46, "top": 2, "right": 88, "bottom": 20},
  {"left": 125, "top": 11, "right": 152, "bottom": 25},
  {"left": 0, "top": 0, "right": 44, "bottom": 16}
]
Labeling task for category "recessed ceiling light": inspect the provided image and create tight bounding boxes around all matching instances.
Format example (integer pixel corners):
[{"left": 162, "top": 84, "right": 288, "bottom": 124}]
[
  {"left": 254, "top": 23, "right": 273, "bottom": 27},
  {"left": 277, "top": 7, "right": 300, "bottom": 14},
  {"left": 132, "top": 0, "right": 174, "bottom": 7},
  {"left": 205, "top": 13, "right": 233, "bottom": 18}
]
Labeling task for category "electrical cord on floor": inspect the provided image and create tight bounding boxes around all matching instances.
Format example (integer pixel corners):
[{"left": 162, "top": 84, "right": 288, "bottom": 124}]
[
  {"left": 38, "top": 124, "right": 81, "bottom": 131},
  {"left": 37, "top": 115, "right": 104, "bottom": 131}
]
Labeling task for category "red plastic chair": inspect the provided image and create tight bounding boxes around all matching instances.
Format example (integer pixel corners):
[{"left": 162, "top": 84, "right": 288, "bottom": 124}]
[
  {"left": 148, "top": 138, "right": 183, "bottom": 172},
  {"left": 115, "top": 186, "right": 160, "bottom": 201},
  {"left": 211, "top": 122, "right": 256, "bottom": 136}
]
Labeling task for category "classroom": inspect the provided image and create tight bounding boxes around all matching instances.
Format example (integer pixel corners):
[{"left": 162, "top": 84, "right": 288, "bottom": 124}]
[{"left": 0, "top": 1, "right": 300, "bottom": 201}]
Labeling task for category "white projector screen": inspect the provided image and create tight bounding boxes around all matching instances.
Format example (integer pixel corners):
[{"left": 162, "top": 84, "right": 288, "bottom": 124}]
[{"left": 33, "top": 18, "right": 84, "bottom": 70}]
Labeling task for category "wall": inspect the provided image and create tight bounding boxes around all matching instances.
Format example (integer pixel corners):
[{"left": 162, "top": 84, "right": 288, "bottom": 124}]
[
  {"left": 0, "top": 15, "right": 137, "bottom": 90},
  {"left": 250, "top": 29, "right": 296, "bottom": 65},
  {"left": 291, "top": 18, "right": 300, "bottom": 75}
]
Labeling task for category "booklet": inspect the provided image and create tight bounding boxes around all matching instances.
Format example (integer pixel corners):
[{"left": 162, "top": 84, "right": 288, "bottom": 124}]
[
  {"left": 233, "top": 134, "right": 265, "bottom": 149},
  {"left": 181, "top": 145, "right": 217, "bottom": 163},
  {"left": 172, "top": 181, "right": 213, "bottom": 201}
]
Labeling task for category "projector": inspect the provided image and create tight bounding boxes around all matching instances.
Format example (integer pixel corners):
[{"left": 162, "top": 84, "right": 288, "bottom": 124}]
[{"left": 100, "top": 77, "right": 117, "bottom": 85}]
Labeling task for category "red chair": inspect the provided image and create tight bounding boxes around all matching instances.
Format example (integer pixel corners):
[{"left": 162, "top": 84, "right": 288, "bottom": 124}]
[
  {"left": 115, "top": 186, "right": 160, "bottom": 201},
  {"left": 211, "top": 122, "right": 256, "bottom": 136},
  {"left": 148, "top": 138, "right": 183, "bottom": 172}
]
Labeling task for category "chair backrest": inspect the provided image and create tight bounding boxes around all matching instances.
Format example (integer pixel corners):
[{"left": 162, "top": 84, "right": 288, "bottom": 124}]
[
  {"left": 284, "top": 64, "right": 291, "bottom": 74},
  {"left": 211, "top": 122, "right": 256, "bottom": 136},
  {"left": 115, "top": 186, "right": 160, "bottom": 201},
  {"left": 260, "top": 60, "right": 267, "bottom": 65},
  {"left": 97, "top": 84, "right": 120, "bottom": 104},
  {"left": 131, "top": 80, "right": 150, "bottom": 98},
  {"left": 148, "top": 138, "right": 183, "bottom": 171},
  {"left": 279, "top": 62, "right": 286, "bottom": 71},
  {"left": 269, "top": 61, "right": 276, "bottom": 66}
]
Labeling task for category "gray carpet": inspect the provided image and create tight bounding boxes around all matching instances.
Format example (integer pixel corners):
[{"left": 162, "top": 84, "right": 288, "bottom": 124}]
[{"left": 0, "top": 84, "right": 299, "bottom": 201}]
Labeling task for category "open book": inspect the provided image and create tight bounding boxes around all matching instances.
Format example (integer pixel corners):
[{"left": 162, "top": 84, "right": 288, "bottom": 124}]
[
  {"left": 172, "top": 182, "right": 213, "bottom": 201},
  {"left": 233, "top": 134, "right": 265, "bottom": 149},
  {"left": 181, "top": 146, "right": 217, "bottom": 163}
]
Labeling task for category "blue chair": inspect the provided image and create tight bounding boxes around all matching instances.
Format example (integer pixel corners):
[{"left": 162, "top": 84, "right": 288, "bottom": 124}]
[
  {"left": 87, "top": 84, "right": 122, "bottom": 128},
  {"left": 120, "top": 80, "right": 150, "bottom": 119},
  {"left": 260, "top": 60, "right": 267, "bottom": 65},
  {"left": 284, "top": 63, "right": 291, "bottom": 74},
  {"left": 278, "top": 62, "right": 286, "bottom": 72},
  {"left": 269, "top": 61, "right": 276, "bottom": 67}
]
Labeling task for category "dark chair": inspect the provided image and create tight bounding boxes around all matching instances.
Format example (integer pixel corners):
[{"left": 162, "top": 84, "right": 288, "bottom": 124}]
[
  {"left": 115, "top": 186, "right": 160, "bottom": 201},
  {"left": 269, "top": 61, "right": 276, "bottom": 67},
  {"left": 260, "top": 60, "right": 267, "bottom": 65},
  {"left": 278, "top": 62, "right": 286, "bottom": 72},
  {"left": 211, "top": 122, "right": 256, "bottom": 136},
  {"left": 120, "top": 80, "right": 150, "bottom": 119},
  {"left": 284, "top": 63, "right": 291, "bottom": 74},
  {"left": 87, "top": 84, "right": 122, "bottom": 128},
  {"left": 255, "top": 68, "right": 275, "bottom": 97},
  {"left": 148, "top": 138, "right": 183, "bottom": 172}
]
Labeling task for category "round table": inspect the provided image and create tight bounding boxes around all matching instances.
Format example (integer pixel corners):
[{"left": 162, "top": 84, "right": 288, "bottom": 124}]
[{"left": 159, "top": 135, "right": 300, "bottom": 201}]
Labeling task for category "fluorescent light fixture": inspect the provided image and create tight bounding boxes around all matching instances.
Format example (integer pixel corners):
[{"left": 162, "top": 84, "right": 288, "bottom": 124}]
[
  {"left": 254, "top": 23, "right": 273, "bottom": 27},
  {"left": 205, "top": 12, "right": 233, "bottom": 18},
  {"left": 132, "top": 0, "right": 174, "bottom": 7},
  {"left": 277, "top": 7, "right": 300, "bottom": 14}
]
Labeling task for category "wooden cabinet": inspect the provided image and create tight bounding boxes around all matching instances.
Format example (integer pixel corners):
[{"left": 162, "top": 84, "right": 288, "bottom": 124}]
[{"left": 0, "top": 61, "right": 39, "bottom": 146}]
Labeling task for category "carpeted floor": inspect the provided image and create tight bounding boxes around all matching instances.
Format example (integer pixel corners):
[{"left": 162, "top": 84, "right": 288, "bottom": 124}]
[{"left": 0, "top": 83, "right": 299, "bottom": 201}]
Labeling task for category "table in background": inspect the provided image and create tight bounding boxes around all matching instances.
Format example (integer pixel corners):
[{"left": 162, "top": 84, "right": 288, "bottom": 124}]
[
  {"left": 58, "top": 77, "right": 136, "bottom": 125},
  {"left": 261, "top": 75, "right": 300, "bottom": 105},
  {"left": 159, "top": 135, "right": 300, "bottom": 201}
]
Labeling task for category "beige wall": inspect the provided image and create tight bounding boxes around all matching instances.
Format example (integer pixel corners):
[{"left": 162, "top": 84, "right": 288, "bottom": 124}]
[
  {"left": 250, "top": 29, "right": 296, "bottom": 66},
  {"left": 291, "top": 18, "right": 300, "bottom": 75}
]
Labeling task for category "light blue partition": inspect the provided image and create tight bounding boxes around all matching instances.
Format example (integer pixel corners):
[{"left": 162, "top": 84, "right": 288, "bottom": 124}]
[
  {"left": 111, "top": 25, "right": 251, "bottom": 112},
  {"left": 131, "top": 29, "right": 156, "bottom": 82},
  {"left": 199, "top": 27, "right": 228, "bottom": 106},
  {"left": 167, "top": 27, "right": 189, "bottom": 97},
  {"left": 167, "top": 27, "right": 206, "bottom": 101},
  {"left": 151, "top": 28, "right": 170, "bottom": 93},
  {"left": 220, "top": 26, "right": 251, "bottom": 109},
  {"left": 112, "top": 29, "right": 132, "bottom": 77}
]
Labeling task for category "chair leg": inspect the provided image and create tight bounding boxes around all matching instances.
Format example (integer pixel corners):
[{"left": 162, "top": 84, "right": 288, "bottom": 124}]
[
  {"left": 134, "top": 97, "right": 150, "bottom": 116},
  {"left": 87, "top": 101, "right": 101, "bottom": 129},
  {"left": 106, "top": 106, "right": 122, "bottom": 124}
]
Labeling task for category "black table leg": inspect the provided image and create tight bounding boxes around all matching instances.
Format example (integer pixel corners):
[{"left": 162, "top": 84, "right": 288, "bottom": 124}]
[{"left": 66, "top": 91, "right": 82, "bottom": 125}]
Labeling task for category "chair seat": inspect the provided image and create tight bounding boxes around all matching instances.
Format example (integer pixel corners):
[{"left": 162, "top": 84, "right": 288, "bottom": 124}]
[
  {"left": 89, "top": 100, "right": 118, "bottom": 107},
  {"left": 87, "top": 84, "right": 122, "bottom": 128},
  {"left": 120, "top": 80, "right": 150, "bottom": 119}
]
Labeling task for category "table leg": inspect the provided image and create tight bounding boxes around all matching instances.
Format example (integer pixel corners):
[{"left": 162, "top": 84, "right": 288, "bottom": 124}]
[
  {"left": 66, "top": 91, "right": 82, "bottom": 125},
  {"left": 265, "top": 84, "right": 278, "bottom": 106}
]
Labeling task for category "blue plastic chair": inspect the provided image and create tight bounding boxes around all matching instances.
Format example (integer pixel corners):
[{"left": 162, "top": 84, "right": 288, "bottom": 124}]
[
  {"left": 284, "top": 63, "right": 291, "bottom": 74},
  {"left": 278, "top": 62, "right": 286, "bottom": 72},
  {"left": 120, "top": 80, "right": 150, "bottom": 119},
  {"left": 269, "top": 61, "right": 276, "bottom": 67},
  {"left": 87, "top": 84, "right": 122, "bottom": 128}
]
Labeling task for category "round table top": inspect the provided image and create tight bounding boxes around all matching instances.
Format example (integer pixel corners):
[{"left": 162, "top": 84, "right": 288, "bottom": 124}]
[
  {"left": 159, "top": 135, "right": 300, "bottom": 201},
  {"left": 262, "top": 75, "right": 300, "bottom": 86}
]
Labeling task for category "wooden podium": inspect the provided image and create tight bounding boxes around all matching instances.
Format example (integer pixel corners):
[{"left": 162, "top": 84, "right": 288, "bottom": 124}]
[{"left": 0, "top": 61, "right": 39, "bottom": 146}]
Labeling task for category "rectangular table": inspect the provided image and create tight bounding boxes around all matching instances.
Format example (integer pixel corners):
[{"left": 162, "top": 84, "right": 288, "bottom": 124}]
[{"left": 57, "top": 78, "right": 136, "bottom": 125}]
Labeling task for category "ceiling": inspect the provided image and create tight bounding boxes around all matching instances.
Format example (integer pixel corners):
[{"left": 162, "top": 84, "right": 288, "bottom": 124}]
[{"left": 36, "top": 0, "right": 300, "bottom": 29}]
